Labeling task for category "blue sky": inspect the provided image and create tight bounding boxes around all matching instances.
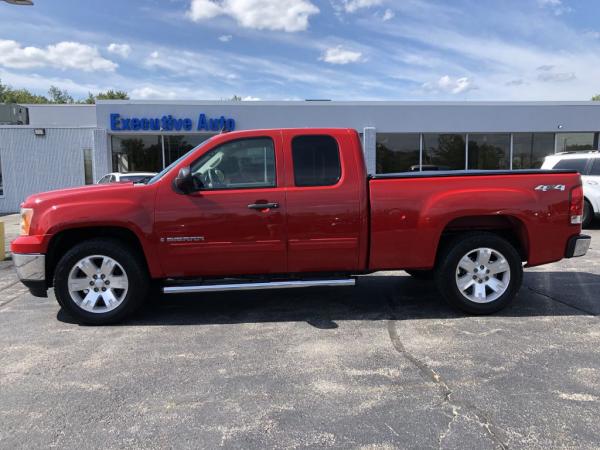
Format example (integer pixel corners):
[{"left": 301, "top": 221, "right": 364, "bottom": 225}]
[{"left": 0, "top": 0, "right": 599, "bottom": 101}]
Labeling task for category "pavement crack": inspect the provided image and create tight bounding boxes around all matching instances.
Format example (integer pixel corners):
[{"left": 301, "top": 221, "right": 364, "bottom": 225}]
[
  {"left": 385, "top": 297, "right": 508, "bottom": 449},
  {"left": 524, "top": 284, "right": 598, "bottom": 317}
]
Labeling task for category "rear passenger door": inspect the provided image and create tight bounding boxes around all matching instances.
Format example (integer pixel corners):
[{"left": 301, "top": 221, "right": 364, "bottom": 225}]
[{"left": 283, "top": 131, "right": 362, "bottom": 273}]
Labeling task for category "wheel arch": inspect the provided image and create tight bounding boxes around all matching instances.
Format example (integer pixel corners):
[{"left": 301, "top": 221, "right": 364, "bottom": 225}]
[
  {"left": 436, "top": 214, "right": 530, "bottom": 265},
  {"left": 46, "top": 226, "right": 152, "bottom": 287}
]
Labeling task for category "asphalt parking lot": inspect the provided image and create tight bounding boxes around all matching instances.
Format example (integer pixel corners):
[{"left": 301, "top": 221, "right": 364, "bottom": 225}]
[{"left": 1, "top": 224, "right": 599, "bottom": 449}]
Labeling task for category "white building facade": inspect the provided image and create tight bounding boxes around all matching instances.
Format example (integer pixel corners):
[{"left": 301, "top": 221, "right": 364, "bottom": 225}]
[{"left": 0, "top": 100, "right": 599, "bottom": 213}]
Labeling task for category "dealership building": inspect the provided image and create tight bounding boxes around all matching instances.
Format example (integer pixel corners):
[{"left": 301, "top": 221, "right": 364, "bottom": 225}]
[{"left": 0, "top": 99, "right": 600, "bottom": 213}]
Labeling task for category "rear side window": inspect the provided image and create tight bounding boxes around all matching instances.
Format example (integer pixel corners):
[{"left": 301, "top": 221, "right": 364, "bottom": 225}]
[
  {"left": 292, "top": 135, "right": 341, "bottom": 187},
  {"left": 590, "top": 159, "right": 600, "bottom": 176},
  {"left": 553, "top": 158, "right": 589, "bottom": 173}
]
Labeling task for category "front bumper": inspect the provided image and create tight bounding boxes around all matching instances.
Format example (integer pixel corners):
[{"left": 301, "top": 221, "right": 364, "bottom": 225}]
[
  {"left": 565, "top": 235, "right": 591, "bottom": 258},
  {"left": 13, "top": 253, "right": 47, "bottom": 297}
]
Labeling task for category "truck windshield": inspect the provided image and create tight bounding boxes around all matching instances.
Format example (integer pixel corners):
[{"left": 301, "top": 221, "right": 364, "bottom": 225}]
[{"left": 146, "top": 137, "right": 215, "bottom": 185}]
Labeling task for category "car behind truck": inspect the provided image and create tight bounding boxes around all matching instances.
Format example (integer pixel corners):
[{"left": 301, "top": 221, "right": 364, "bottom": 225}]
[{"left": 12, "top": 128, "right": 591, "bottom": 324}]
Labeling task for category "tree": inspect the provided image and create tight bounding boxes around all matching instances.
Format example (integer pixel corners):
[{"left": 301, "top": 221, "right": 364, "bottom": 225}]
[
  {"left": 592, "top": 94, "right": 600, "bottom": 101},
  {"left": 84, "top": 90, "right": 130, "bottom": 104},
  {"left": 48, "top": 85, "right": 74, "bottom": 103},
  {"left": 0, "top": 79, "right": 49, "bottom": 103},
  {"left": 0, "top": 79, "right": 129, "bottom": 104}
]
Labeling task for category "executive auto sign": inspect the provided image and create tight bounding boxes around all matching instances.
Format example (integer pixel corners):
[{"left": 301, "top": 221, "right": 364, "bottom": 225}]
[{"left": 109, "top": 113, "right": 236, "bottom": 132}]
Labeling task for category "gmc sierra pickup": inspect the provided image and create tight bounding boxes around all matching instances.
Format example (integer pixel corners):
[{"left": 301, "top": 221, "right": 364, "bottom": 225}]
[{"left": 12, "top": 128, "right": 591, "bottom": 324}]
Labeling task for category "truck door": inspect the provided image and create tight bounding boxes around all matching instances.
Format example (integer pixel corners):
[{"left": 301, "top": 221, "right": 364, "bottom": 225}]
[
  {"left": 283, "top": 131, "right": 363, "bottom": 273},
  {"left": 155, "top": 132, "right": 287, "bottom": 277}
]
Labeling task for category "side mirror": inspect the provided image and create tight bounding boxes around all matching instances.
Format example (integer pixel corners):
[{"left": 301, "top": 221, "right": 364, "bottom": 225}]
[{"left": 173, "top": 166, "right": 197, "bottom": 194}]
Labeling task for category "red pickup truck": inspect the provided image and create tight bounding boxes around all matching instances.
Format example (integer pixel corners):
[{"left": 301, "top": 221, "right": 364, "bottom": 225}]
[{"left": 12, "top": 128, "right": 591, "bottom": 324}]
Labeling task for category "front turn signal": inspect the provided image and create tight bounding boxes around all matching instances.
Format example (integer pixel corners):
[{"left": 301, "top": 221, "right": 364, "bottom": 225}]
[{"left": 20, "top": 208, "right": 34, "bottom": 236}]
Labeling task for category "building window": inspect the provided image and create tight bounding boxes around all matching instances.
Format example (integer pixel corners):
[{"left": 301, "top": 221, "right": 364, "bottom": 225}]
[
  {"left": 556, "top": 133, "right": 599, "bottom": 153},
  {"left": 164, "top": 134, "right": 215, "bottom": 167},
  {"left": 376, "top": 133, "right": 420, "bottom": 173},
  {"left": 292, "top": 135, "right": 341, "bottom": 186},
  {"left": 422, "top": 134, "right": 466, "bottom": 170},
  {"left": 111, "top": 135, "right": 162, "bottom": 173},
  {"left": 83, "top": 148, "right": 94, "bottom": 185},
  {"left": 512, "top": 133, "right": 555, "bottom": 169},
  {"left": 468, "top": 134, "right": 510, "bottom": 170}
]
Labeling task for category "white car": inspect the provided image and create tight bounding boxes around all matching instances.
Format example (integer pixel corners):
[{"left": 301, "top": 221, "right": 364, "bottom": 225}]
[
  {"left": 542, "top": 152, "right": 600, "bottom": 228},
  {"left": 97, "top": 172, "right": 156, "bottom": 185}
]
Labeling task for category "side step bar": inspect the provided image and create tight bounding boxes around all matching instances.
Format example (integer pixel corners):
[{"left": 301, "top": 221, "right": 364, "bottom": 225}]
[{"left": 163, "top": 278, "right": 355, "bottom": 294}]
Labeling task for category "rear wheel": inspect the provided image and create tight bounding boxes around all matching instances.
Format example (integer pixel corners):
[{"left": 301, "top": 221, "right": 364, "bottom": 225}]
[
  {"left": 53, "top": 239, "right": 148, "bottom": 324},
  {"left": 582, "top": 200, "right": 593, "bottom": 229},
  {"left": 434, "top": 233, "right": 523, "bottom": 314}
]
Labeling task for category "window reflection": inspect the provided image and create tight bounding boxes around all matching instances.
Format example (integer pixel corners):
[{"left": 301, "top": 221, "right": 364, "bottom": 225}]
[
  {"left": 468, "top": 134, "right": 510, "bottom": 170},
  {"left": 376, "top": 133, "right": 420, "bottom": 173},
  {"left": 513, "top": 133, "right": 555, "bottom": 169},
  {"left": 422, "top": 134, "right": 466, "bottom": 170}
]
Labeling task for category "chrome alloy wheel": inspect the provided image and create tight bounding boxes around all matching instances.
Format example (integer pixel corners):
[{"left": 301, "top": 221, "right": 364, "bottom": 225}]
[
  {"left": 454, "top": 247, "right": 511, "bottom": 304},
  {"left": 67, "top": 255, "right": 129, "bottom": 313}
]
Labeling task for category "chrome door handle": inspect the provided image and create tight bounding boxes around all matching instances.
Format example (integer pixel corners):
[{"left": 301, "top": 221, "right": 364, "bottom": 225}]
[{"left": 248, "top": 202, "right": 279, "bottom": 210}]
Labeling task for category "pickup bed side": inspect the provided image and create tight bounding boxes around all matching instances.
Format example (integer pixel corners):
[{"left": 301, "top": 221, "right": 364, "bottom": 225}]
[{"left": 368, "top": 171, "right": 582, "bottom": 270}]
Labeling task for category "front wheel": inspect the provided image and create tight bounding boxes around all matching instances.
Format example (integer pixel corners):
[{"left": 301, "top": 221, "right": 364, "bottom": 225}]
[
  {"left": 435, "top": 233, "right": 523, "bottom": 314},
  {"left": 53, "top": 239, "right": 148, "bottom": 325}
]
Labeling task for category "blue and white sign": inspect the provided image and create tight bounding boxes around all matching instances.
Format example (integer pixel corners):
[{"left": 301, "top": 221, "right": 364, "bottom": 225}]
[{"left": 110, "top": 113, "right": 236, "bottom": 132}]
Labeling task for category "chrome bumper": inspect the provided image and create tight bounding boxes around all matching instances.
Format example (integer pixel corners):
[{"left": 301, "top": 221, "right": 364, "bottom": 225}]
[
  {"left": 13, "top": 253, "right": 46, "bottom": 281},
  {"left": 566, "top": 235, "right": 591, "bottom": 258}
]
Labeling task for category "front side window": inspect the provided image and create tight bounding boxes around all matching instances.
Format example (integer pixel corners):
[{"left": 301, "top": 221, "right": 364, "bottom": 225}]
[
  {"left": 292, "top": 135, "right": 341, "bottom": 186},
  {"left": 97, "top": 175, "right": 111, "bottom": 184},
  {"left": 190, "top": 137, "right": 275, "bottom": 190},
  {"left": 553, "top": 158, "right": 589, "bottom": 173}
]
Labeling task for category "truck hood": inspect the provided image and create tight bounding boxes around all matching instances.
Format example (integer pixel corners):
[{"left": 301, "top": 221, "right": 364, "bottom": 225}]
[{"left": 23, "top": 183, "right": 142, "bottom": 208}]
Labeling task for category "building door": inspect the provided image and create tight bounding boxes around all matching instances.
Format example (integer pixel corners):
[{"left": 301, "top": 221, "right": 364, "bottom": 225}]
[{"left": 154, "top": 132, "right": 287, "bottom": 278}]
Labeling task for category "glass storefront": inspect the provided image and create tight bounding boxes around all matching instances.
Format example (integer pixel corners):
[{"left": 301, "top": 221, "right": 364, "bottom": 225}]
[
  {"left": 556, "top": 133, "right": 599, "bottom": 153},
  {"left": 468, "top": 134, "right": 510, "bottom": 170},
  {"left": 422, "top": 134, "right": 466, "bottom": 170},
  {"left": 376, "top": 133, "right": 420, "bottom": 173},
  {"left": 512, "top": 133, "right": 555, "bottom": 169},
  {"left": 111, "top": 134, "right": 214, "bottom": 173}
]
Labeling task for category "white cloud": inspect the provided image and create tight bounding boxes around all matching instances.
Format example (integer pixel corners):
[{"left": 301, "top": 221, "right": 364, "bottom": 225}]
[
  {"left": 218, "top": 34, "right": 233, "bottom": 42},
  {"left": 0, "top": 39, "right": 117, "bottom": 72},
  {"left": 423, "top": 75, "right": 475, "bottom": 94},
  {"left": 341, "top": 0, "right": 383, "bottom": 13},
  {"left": 242, "top": 95, "right": 261, "bottom": 100},
  {"left": 130, "top": 86, "right": 180, "bottom": 100},
  {"left": 320, "top": 46, "right": 363, "bottom": 64},
  {"left": 382, "top": 9, "right": 395, "bottom": 21},
  {"left": 186, "top": 0, "right": 319, "bottom": 32},
  {"left": 538, "top": 72, "right": 576, "bottom": 82},
  {"left": 537, "top": 0, "right": 571, "bottom": 15},
  {"left": 107, "top": 43, "right": 131, "bottom": 58}
]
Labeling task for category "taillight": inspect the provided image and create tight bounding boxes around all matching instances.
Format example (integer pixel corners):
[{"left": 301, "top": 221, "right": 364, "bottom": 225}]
[{"left": 569, "top": 185, "right": 583, "bottom": 225}]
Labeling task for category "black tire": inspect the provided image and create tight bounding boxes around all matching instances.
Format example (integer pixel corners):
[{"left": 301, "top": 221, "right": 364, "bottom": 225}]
[
  {"left": 405, "top": 269, "right": 434, "bottom": 280},
  {"left": 434, "top": 232, "right": 523, "bottom": 315},
  {"left": 53, "top": 239, "right": 149, "bottom": 325},
  {"left": 582, "top": 200, "right": 593, "bottom": 229}
]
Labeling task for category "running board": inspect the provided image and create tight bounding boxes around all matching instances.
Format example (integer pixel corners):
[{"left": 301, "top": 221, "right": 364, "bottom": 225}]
[{"left": 163, "top": 278, "right": 355, "bottom": 294}]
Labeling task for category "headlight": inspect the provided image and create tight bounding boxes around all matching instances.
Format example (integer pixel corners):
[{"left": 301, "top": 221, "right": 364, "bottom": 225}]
[{"left": 20, "top": 208, "right": 34, "bottom": 236}]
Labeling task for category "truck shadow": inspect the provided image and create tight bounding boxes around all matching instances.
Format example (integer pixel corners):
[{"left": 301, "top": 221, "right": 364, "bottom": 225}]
[{"left": 57, "top": 271, "right": 600, "bottom": 327}]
